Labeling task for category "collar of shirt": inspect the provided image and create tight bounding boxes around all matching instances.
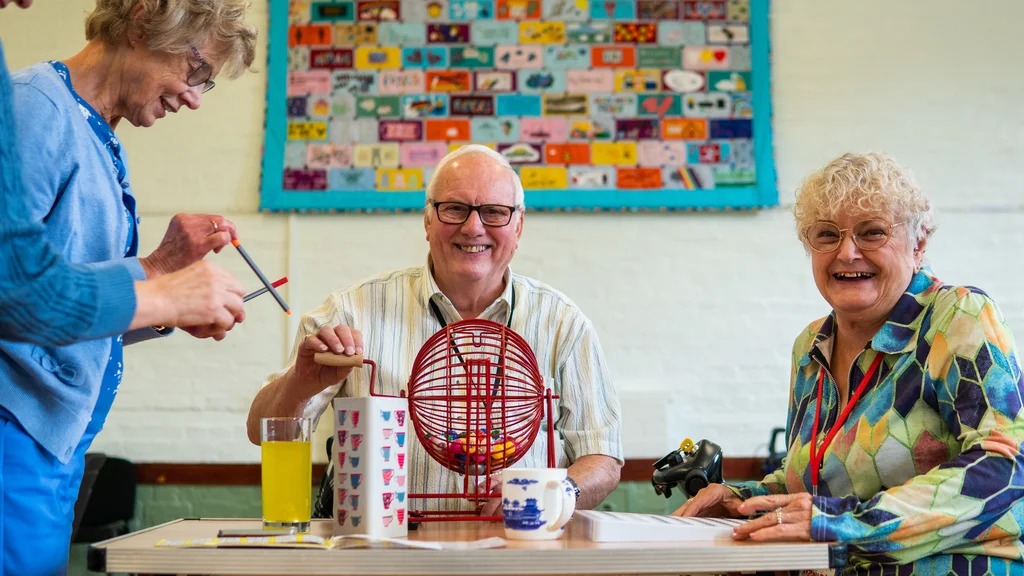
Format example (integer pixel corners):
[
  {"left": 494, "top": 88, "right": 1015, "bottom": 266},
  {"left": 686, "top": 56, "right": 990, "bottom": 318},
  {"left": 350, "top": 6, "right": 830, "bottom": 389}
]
[
  {"left": 419, "top": 255, "right": 514, "bottom": 324},
  {"left": 798, "top": 266, "right": 943, "bottom": 369}
]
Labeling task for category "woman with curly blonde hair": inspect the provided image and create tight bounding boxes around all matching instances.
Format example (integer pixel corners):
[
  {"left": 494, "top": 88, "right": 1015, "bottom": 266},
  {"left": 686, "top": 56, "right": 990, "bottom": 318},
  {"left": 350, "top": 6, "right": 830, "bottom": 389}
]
[
  {"left": 676, "top": 153, "right": 1024, "bottom": 573},
  {"left": 2, "top": 1, "right": 256, "bottom": 573}
]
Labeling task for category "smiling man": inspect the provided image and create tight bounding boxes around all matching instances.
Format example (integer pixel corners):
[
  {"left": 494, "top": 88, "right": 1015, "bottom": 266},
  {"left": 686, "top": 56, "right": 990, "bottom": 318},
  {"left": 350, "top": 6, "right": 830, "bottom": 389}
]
[{"left": 247, "top": 145, "right": 622, "bottom": 513}]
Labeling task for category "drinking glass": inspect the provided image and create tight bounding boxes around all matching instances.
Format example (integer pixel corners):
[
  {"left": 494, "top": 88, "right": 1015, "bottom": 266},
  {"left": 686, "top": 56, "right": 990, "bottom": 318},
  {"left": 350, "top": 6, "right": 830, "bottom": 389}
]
[{"left": 261, "top": 417, "right": 312, "bottom": 532}]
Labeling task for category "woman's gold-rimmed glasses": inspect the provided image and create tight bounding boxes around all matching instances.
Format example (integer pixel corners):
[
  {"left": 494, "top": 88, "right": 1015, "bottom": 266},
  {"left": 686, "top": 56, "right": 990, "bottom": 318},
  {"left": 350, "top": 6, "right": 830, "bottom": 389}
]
[{"left": 803, "top": 219, "right": 902, "bottom": 253}]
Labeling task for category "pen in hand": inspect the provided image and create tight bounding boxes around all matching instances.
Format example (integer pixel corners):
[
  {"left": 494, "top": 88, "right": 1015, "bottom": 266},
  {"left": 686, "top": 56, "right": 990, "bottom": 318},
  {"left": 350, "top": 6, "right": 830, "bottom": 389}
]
[
  {"left": 244, "top": 277, "right": 288, "bottom": 303},
  {"left": 232, "top": 239, "right": 291, "bottom": 315}
]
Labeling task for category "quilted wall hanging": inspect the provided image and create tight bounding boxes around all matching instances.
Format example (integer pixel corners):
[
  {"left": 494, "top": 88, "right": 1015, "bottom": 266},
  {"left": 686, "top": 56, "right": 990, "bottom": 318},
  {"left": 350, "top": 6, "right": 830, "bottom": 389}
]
[{"left": 259, "top": 0, "right": 776, "bottom": 212}]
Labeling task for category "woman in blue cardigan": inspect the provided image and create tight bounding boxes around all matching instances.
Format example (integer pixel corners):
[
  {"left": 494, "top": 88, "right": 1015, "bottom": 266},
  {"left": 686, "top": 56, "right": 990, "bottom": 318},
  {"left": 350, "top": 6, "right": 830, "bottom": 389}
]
[
  {"left": 0, "top": 0, "right": 257, "bottom": 573},
  {"left": 0, "top": 0, "right": 247, "bottom": 348}
]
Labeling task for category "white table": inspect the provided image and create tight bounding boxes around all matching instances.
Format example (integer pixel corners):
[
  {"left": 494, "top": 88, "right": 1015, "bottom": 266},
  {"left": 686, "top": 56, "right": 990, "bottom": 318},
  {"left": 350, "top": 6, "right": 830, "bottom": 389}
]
[{"left": 88, "top": 518, "right": 846, "bottom": 575}]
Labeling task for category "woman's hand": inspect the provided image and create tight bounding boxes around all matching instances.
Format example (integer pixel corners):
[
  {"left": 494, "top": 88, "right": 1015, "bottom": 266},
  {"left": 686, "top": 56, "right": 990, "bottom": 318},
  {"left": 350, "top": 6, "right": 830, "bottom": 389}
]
[
  {"left": 141, "top": 213, "right": 237, "bottom": 277},
  {"left": 671, "top": 484, "right": 745, "bottom": 518},
  {"left": 731, "top": 493, "right": 813, "bottom": 541},
  {"left": 131, "top": 260, "right": 245, "bottom": 338}
]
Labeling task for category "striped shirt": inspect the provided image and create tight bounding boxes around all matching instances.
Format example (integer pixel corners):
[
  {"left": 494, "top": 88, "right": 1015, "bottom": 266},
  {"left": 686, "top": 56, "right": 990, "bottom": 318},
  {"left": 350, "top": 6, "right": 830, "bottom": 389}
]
[{"left": 262, "top": 262, "right": 623, "bottom": 510}]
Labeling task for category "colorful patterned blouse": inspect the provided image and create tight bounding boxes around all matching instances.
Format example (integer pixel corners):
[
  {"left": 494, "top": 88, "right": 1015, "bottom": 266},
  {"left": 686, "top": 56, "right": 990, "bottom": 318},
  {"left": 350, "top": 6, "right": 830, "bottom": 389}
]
[{"left": 734, "top": 268, "right": 1024, "bottom": 574}]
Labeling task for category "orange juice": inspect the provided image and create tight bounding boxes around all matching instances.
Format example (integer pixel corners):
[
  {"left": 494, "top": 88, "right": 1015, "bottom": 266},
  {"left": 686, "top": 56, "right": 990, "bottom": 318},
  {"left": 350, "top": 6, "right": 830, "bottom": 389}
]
[{"left": 261, "top": 440, "right": 312, "bottom": 523}]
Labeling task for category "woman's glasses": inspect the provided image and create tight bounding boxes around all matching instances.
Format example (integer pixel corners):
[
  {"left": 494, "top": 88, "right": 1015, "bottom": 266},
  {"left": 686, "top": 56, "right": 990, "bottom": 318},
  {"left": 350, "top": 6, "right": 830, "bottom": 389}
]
[
  {"left": 803, "top": 220, "right": 902, "bottom": 253},
  {"left": 187, "top": 45, "right": 215, "bottom": 93}
]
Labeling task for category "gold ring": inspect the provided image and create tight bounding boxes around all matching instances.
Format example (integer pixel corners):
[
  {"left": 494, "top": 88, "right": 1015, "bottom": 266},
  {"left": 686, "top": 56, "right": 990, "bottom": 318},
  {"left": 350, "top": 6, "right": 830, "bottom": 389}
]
[
  {"left": 775, "top": 507, "right": 783, "bottom": 525},
  {"left": 210, "top": 219, "right": 219, "bottom": 235}
]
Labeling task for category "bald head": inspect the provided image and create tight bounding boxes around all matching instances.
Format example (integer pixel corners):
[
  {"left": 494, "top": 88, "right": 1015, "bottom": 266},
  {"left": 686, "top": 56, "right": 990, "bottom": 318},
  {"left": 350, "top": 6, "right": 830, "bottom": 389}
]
[
  {"left": 426, "top": 145, "right": 525, "bottom": 209},
  {"left": 422, "top": 145, "right": 525, "bottom": 305}
]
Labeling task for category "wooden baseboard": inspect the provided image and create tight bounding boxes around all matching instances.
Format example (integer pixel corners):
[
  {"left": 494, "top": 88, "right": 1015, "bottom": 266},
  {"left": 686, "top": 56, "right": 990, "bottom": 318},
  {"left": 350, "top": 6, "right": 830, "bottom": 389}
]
[{"left": 135, "top": 458, "right": 766, "bottom": 486}]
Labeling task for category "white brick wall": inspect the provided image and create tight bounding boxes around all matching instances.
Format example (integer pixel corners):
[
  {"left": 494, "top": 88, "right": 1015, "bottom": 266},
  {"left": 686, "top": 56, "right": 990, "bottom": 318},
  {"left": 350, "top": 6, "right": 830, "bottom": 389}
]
[{"left": 3, "top": 1, "right": 1024, "bottom": 463}]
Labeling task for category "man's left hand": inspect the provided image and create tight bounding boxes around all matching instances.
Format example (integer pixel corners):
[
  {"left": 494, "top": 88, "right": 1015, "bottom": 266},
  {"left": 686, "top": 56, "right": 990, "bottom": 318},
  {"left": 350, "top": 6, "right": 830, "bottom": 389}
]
[
  {"left": 731, "top": 493, "right": 813, "bottom": 542},
  {"left": 142, "top": 213, "right": 237, "bottom": 277},
  {"left": 474, "top": 473, "right": 502, "bottom": 518}
]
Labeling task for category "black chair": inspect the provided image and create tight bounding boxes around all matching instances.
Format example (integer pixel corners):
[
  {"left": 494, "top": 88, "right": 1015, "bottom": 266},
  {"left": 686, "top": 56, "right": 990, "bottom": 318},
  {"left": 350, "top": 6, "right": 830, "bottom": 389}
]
[
  {"left": 313, "top": 436, "right": 334, "bottom": 519},
  {"left": 762, "top": 427, "right": 787, "bottom": 475},
  {"left": 73, "top": 455, "right": 136, "bottom": 543},
  {"left": 71, "top": 453, "right": 107, "bottom": 543}
]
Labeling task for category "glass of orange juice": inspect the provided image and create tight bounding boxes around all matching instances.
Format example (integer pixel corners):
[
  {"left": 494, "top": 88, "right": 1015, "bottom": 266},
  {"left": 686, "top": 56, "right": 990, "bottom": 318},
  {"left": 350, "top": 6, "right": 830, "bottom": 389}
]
[{"left": 261, "top": 417, "right": 312, "bottom": 532}]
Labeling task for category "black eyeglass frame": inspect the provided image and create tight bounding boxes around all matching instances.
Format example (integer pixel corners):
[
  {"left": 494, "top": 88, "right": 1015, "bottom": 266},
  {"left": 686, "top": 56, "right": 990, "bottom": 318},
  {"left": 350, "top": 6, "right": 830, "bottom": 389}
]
[{"left": 431, "top": 201, "right": 521, "bottom": 227}]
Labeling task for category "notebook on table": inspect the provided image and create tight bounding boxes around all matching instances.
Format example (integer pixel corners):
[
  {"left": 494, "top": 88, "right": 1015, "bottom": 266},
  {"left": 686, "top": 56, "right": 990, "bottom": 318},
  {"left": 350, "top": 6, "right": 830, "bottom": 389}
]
[{"left": 575, "top": 510, "right": 746, "bottom": 542}]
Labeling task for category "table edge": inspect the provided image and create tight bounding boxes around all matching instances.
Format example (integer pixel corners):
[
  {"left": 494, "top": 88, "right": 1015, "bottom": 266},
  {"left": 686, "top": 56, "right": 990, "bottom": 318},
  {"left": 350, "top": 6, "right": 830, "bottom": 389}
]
[{"left": 87, "top": 518, "right": 848, "bottom": 574}]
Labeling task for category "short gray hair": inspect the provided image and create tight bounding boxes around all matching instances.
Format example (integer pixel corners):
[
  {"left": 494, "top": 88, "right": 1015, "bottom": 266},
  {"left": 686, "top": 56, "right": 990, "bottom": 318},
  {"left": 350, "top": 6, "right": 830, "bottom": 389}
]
[
  {"left": 85, "top": 0, "right": 258, "bottom": 79},
  {"left": 794, "top": 152, "right": 936, "bottom": 250},
  {"left": 425, "top": 145, "right": 525, "bottom": 210}
]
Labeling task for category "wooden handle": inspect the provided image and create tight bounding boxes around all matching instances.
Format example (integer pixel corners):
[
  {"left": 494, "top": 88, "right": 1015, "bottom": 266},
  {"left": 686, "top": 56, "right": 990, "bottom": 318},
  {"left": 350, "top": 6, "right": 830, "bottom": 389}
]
[{"left": 313, "top": 353, "right": 364, "bottom": 367}]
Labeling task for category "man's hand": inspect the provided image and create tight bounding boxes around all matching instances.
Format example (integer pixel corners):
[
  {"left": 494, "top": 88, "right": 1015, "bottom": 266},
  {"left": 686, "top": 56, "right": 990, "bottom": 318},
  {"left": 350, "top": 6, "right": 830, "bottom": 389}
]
[
  {"left": 474, "top": 473, "right": 503, "bottom": 518},
  {"left": 141, "top": 213, "right": 237, "bottom": 277},
  {"left": 287, "top": 324, "right": 365, "bottom": 399}
]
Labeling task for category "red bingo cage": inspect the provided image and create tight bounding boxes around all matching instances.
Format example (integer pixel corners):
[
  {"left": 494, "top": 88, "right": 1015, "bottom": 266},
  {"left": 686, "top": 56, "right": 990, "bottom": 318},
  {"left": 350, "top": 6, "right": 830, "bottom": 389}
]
[{"left": 317, "top": 318, "right": 557, "bottom": 522}]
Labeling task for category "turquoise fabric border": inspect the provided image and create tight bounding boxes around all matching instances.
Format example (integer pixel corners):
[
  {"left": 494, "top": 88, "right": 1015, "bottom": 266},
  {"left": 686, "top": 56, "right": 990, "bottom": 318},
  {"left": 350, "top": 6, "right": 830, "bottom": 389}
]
[{"left": 259, "top": 0, "right": 777, "bottom": 213}]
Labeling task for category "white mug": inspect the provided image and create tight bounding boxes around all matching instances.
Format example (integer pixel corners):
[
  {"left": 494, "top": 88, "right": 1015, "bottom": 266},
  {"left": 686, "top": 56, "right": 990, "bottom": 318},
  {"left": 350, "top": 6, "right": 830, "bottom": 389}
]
[{"left": 500, "top": 468, "right": 576, "bottom": 540}]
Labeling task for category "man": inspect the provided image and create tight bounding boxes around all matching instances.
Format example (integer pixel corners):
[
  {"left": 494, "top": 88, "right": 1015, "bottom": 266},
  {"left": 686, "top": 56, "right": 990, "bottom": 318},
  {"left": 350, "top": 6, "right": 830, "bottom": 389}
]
[{"left": 248, "top": 145, "right": 622, "bottom": 512}]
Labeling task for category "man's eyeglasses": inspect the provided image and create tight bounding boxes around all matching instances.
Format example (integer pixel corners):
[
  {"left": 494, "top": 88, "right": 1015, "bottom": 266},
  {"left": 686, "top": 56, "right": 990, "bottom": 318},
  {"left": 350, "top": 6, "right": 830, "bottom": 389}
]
[
  {"left": 432, "top": 201, "right": 519, "bottom": 227},
  {"left": 803, "top": 219, "right": 902, "bottom": 253},
  {"left": 187, "top": 45, "right": 215, "bottom": 94}
]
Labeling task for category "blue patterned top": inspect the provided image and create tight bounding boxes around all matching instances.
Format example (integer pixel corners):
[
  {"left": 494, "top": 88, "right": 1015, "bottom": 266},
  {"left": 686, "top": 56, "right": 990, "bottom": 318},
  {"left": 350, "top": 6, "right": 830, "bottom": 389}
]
[
  {"left": 1, "top": 61, "right": 148, "bottom": 462},
  {"left": 0, "top": 42, "right": 136, "bottom": 346},
  {"left": 48, "top": 61, "right": 135, "bottom": 257},
  {"left": 47, "top": 61, "right": 135, "bottom": 436}
]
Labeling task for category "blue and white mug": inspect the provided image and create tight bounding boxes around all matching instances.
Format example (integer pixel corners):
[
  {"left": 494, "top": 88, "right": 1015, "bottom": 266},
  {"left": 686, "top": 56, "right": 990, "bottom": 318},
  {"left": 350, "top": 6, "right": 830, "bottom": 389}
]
[{"left": 500, "top": 468, "right": 576, "bottom": 540}]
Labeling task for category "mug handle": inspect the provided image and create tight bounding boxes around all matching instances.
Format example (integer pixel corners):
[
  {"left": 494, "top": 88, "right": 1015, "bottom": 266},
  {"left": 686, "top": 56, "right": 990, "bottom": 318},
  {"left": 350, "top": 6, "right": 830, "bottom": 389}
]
[{"left": 544, "top": 479, "right": 577, "bottom": 532}]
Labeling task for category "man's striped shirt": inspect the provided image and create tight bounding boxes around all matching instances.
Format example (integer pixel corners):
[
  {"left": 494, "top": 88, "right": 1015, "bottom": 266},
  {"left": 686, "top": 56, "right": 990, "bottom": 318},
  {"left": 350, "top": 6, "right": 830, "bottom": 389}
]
[{"left": 261, "top": 263, "right": 623, "bottom": 510}]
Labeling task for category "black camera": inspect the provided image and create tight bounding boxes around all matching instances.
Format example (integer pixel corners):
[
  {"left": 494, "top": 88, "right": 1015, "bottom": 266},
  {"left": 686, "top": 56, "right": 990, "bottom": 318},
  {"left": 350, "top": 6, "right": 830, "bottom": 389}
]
[{"left": 651, "top": 438, "right": 723, "bottom": 499}]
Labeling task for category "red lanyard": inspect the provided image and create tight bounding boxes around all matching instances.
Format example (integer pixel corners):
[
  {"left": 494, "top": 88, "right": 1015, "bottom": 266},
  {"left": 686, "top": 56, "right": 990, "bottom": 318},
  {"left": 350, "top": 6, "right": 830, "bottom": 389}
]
[{"left": 809, "top": 353, "right": 884, "bottom": 495}]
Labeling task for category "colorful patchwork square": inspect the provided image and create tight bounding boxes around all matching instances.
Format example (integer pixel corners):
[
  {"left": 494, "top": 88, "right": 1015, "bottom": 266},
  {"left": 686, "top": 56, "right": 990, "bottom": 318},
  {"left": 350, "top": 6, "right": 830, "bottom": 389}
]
[{"left": 267, "top": 0, "right": 772, "bottom": 208}]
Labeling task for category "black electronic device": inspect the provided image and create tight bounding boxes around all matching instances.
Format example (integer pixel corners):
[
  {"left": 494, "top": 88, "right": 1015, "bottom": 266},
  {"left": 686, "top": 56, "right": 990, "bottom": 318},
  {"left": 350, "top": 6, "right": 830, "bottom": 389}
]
[{"left": 651, "top": 438, "right": 723, "bottom": 499}]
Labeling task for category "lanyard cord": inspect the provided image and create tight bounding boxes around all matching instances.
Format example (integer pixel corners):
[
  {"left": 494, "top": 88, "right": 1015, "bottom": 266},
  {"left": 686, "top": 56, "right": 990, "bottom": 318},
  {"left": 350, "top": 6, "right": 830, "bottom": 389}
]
[
  {"left": 428, "top": 283, "right": 516, "bottom": 332},
  {"left": 809, "top": 352, "right": 884, "bottom": 494}
]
